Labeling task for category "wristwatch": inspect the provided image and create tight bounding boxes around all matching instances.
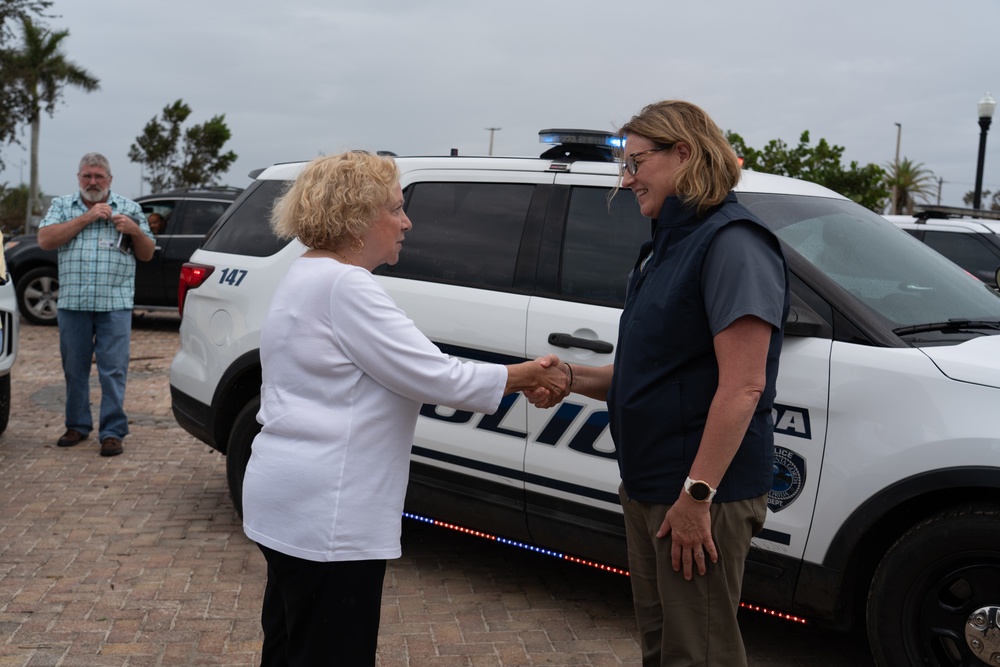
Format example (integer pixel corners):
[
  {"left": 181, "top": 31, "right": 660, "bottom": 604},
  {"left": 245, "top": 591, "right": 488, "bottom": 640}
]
[{"left": 684, "top": 477, "right": 717, "bottom": 503}]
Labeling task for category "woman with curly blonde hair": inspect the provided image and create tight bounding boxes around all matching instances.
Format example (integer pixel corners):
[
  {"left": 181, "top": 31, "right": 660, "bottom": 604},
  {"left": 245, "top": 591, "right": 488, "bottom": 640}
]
[{"left": 243, "top": 151, "right": 567, "bottom": 666}]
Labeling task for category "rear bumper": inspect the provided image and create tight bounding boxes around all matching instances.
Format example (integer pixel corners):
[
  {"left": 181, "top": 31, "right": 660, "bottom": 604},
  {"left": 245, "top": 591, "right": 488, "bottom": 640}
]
[{"left": 170, "top": 385, "right": 219, "bottom": 451}]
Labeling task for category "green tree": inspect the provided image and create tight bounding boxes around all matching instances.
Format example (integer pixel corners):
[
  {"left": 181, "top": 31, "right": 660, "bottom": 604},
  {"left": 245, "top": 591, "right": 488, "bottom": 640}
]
[
  {"left": 0, "top": 0, "right": 51, "bottom": 171},
  {"left": 129, "top": 99, "right": 238, "bottom": 191},
  {"left": 128, "top": 100, "right": 191, "bottom": 193},
  {"left": 7, "top": 16, "right": 99, "bottom": 221},
  {"left": 0, "top": 182, "right": 32, "bottom": 234},
  {"left": 727, "top": 131, "right": 889, "bottom": 212},
  {"left": 172, "top": 115, "right": 238, "bottom": 188},
  {"left": 884, "top": 158, "right": 937, "bottom": 215}
]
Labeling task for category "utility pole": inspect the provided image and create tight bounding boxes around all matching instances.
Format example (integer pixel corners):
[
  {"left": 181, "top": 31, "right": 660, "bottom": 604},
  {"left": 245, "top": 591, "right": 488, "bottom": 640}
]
[
  {"left": 485, "top": 127, "right": 501, "bottom": 156},
  {"left": 23, "top": 156, "right": 31, "bottom": 231},
  {"left": 892, "top": 123, "right": 901, "bottom": 214}
]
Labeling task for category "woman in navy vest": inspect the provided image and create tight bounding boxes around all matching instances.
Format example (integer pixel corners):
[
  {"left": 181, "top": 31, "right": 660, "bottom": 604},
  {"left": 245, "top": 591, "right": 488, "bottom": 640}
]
[{"left": 532, "top": 100, "right": 789, "bottom": 666}]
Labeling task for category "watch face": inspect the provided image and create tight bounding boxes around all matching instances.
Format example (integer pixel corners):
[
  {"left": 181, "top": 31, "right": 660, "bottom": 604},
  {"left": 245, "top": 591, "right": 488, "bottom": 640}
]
[{"left": 689, "top": 482, "right": 711, "bottom": 501}]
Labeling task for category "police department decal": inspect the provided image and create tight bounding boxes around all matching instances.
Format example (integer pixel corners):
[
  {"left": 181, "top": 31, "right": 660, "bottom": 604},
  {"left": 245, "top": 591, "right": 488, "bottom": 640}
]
[{"left": 769, "top": 447, "right": 806, "bottom": 512}]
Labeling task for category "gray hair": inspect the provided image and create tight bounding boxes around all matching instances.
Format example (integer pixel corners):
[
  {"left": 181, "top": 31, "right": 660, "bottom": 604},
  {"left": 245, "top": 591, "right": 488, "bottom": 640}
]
[{"left": 78, "top": 152, "right": 111, "bottom": 176}]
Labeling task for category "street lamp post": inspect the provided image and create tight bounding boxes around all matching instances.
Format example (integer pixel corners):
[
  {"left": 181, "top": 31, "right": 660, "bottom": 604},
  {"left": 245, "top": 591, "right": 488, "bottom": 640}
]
[{"left": 973, "top": 92, "right": 996, "bottom": 211}]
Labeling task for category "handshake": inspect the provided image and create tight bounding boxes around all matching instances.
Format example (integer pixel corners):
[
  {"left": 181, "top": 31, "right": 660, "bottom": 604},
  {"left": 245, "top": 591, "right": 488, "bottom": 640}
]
[{"left": 505, "top": 354, "right": 574, "bottom": 408}]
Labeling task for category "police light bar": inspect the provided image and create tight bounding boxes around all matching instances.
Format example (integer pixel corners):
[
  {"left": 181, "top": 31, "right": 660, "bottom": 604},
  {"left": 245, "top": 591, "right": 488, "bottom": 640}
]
[
  {"left": 538, "top": 129, "right": 623, "bottom": 149},
  {"left": 916, "top": 205, "right": 1000, "bottom": 222}
]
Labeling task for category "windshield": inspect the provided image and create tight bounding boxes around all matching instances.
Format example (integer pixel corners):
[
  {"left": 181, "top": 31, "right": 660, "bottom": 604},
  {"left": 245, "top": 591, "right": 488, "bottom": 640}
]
[{"left": 739, "top": 193, "right": 1000, "bottom": 335}]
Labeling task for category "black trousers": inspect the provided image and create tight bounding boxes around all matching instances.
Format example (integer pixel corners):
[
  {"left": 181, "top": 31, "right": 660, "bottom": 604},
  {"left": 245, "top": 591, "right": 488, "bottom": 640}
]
[{"left": 257, "top": 544, "right": 387, "bottom": 667}]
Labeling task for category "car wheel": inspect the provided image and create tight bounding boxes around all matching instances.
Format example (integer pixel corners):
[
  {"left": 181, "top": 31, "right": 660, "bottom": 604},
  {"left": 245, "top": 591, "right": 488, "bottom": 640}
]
[
  {"left": 16, "top": 266, "right": 59, "bottom": 326},
  {"left": 866, "top": 505, "right": 1000, "bottom": 667},
  {"left": 225, "top": 396, "right": 261, "bottom": 518},
  {"left": 0, "top": 374, "right": 9, "bottom": 435}
]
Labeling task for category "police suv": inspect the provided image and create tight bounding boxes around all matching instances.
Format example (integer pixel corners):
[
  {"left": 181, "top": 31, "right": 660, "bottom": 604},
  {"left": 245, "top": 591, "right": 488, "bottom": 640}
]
[
  {"left": 885, "top": 205, "right": 1000, "bottom": 288},
  {"left": 169, "top": 131, "right": 1000, "bottom": 667},
  {"left": 0, "top": 243, "right": 18, "bottom": 435}
]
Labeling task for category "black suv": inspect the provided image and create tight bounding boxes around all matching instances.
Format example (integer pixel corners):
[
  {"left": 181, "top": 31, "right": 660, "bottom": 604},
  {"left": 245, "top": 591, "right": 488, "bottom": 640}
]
[{"left": 3, "top": 186, "right": 242, "bottom": 324}]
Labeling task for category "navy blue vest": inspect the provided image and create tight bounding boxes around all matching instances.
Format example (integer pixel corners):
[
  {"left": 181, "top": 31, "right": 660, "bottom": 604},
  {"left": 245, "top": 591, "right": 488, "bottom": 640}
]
[{"left": 608, "top": 193, "right": 789, "bottom": 504}]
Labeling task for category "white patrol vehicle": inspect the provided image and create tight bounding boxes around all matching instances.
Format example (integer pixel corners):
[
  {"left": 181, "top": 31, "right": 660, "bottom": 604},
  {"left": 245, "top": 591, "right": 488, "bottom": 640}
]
[
  {"left": 0, "top": 240, "right": 18, "bottom": 435},
  {"left": 170, "top": 131, "right": 1000, "bottom": 667},
  {"left": 885, "top": 205, "right": 1000, "bottom": 288}
]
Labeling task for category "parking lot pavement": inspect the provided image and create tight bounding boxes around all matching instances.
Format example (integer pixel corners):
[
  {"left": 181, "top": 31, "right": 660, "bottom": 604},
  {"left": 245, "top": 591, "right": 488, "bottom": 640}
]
[{"left": 0, "top": 313, "right": 874, "bottom": 666}]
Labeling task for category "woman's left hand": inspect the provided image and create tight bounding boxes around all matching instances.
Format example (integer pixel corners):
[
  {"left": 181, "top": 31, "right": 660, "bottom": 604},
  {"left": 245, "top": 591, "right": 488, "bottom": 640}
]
[{"left": 658, "top": 496, "right": 718, "bottom": 580}]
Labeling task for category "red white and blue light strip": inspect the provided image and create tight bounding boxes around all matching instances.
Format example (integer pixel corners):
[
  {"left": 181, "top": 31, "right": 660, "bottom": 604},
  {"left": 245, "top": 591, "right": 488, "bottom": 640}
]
[
  {"left": 403, "top": 511, "right": 809, "bottom": 624},
  {"left": 403, "top": 511, "right": 629, "bottom": 576}
]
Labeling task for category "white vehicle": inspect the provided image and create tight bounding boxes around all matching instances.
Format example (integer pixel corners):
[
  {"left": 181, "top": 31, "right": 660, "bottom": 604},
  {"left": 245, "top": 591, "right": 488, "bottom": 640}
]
[
  {"left": 170, "top": 131, "right": 1000, "bottom": 667},
  {"left": 0, "top": 239, "right": 18, "bottom": 434},
  {"left": 885, "top": 205, "right": 1000, "bottom": 287}
]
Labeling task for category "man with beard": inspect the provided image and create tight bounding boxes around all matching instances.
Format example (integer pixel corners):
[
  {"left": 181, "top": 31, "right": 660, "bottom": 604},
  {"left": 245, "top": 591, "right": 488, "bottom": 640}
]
[{"left": 38, "top": 153, "right": 155, "bottom": 457}]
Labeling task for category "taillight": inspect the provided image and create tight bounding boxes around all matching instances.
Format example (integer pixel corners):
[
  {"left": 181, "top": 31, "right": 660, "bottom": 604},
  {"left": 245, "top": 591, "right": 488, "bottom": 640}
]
[{"left": 178, "top": 262, "right": 215, "bottom": 317}]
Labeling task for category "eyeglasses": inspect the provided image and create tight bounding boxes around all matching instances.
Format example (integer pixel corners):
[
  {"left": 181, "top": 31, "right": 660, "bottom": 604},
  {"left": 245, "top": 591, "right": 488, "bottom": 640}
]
[
  {"left": 78, "top": 172, "right": 109, "bottom": 182},
  {"left": 620, "top": 144, "right": 674, "bottom": 176}
]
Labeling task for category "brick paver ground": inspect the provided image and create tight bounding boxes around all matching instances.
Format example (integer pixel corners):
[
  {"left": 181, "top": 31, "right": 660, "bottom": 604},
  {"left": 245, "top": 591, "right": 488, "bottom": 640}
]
[{"left": 0, "top": 313, "right": 873, "bottom": 666}]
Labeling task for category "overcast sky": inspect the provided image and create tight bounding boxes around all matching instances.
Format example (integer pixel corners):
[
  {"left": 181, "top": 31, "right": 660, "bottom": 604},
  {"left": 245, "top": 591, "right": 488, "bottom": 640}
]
[{"left": 2, "top": 0, "right": 999, "bottom": 209}]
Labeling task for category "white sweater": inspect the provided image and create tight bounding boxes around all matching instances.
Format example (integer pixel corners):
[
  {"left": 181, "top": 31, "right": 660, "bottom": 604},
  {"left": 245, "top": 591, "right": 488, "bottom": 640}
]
[{"left": 242, "top": 257, "right": 506, "bottom": 561}]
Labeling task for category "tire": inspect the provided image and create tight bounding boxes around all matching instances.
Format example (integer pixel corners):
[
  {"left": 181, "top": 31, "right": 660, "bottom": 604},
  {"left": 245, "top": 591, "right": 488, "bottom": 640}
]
[
  {"left": 866, "top": 505, "right": 1000, "bottom": 667},
  {"left": 15, "top": 266, "right": 59, "bottom": 326},
  {"left": 0, "top": 373, "right": 9, "bottom": 435},
  {"left": 225, "top": 396, "right": 261, "bottom": 518}
]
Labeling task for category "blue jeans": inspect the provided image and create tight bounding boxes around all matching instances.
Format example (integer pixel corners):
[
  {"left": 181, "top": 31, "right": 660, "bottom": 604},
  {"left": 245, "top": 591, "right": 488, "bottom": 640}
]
[{"left": 57, "top": 309, "right": 132, "bottom": 441}]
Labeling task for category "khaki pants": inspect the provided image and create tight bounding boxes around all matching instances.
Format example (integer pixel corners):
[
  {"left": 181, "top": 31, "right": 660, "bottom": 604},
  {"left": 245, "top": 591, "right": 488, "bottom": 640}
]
[{"left": 619, "top": 484, "right": 767, "bottom": 667}]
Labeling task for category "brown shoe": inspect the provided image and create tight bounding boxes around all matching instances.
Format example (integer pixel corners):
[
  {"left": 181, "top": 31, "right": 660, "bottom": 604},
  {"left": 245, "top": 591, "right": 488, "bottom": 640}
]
[
  {"left": 57, "top": 429, "right": 87, "bottom": 447},
  {"left": 100, "top": 437, "right": 124, "bottom": 457}
]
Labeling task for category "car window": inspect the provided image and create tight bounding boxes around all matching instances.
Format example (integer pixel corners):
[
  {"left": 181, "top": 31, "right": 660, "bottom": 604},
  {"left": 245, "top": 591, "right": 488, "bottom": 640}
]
[
  {"left": 202, "top": 180, "right": 290, "bottom": 257},
  {"left": 561, "top": 186, "right": 647, "bottom": 306},
  {"left": 920, "top": 230, "right": 1000, "bottom": 284},
  {"left": 179, "top": 200, "right": 231, "bottom": 235},
  {"left": 741, "top": 193, "right": 1000, "bottom": 329},
  {"left": 382, "top": 182, "right": 534, "bottom": 289},
  {"left": 140, "top": 201, "right": 177, "bottom": 236}
]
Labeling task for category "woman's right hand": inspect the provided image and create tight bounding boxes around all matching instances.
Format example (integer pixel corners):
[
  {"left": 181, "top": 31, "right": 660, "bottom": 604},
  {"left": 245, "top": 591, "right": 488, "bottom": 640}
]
[
  {"left": 522, "top": 355, "right": 572, "bottom": 408},
  {"left": 504, "top": 355, "right": 568, "bottom": 401}
]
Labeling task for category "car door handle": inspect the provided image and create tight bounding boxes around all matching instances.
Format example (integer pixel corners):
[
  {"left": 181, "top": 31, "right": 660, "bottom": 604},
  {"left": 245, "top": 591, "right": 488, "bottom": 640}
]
[{"left": 547, "top": 333, "right": 614, "bottom": 354}]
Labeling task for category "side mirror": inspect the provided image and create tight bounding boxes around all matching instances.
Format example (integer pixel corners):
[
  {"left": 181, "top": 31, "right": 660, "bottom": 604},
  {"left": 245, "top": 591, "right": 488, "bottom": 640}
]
[{"left": 785, "top": 305, "right": 825, "bottom": 337}]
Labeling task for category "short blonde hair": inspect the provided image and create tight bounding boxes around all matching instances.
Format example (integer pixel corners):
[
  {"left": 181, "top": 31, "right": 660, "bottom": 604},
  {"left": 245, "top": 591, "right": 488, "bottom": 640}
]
[
  {"left": 270, "top": 151, "right": 400, "bottom": 249},
  {"left": 617, "top": 100, "right": 741, "bottom": 216}
]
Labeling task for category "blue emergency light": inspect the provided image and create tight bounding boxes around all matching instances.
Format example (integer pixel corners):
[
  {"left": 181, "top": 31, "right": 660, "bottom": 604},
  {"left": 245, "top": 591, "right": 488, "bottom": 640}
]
[{"left": 537, "top": 129, "right": 621, "bottom": 162}]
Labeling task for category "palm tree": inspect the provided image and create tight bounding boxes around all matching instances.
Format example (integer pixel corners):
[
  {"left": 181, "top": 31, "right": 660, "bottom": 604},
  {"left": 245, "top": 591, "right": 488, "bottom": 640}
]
[
  {"left": 9, "top": 16, "right": 98, "bottom": 225},
  {"left": 962, "top": 189, "right": 1000, "bottom": 211},
  {"left": 883, "top": 158, "right": 937, "bottom": 215}
]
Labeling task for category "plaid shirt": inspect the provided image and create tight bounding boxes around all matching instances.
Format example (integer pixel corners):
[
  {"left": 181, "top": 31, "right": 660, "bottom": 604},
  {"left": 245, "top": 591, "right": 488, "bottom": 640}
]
[{"left": 39, "top": 191, "right": 152, "bottom": 312}]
